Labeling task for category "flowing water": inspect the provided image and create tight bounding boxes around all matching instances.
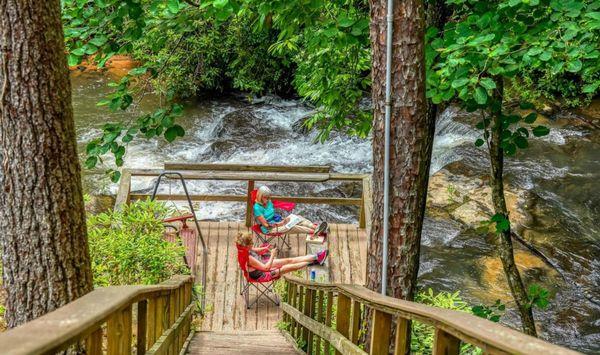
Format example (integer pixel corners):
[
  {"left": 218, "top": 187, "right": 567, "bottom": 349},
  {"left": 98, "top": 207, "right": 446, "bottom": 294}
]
[{"left": 72, "top": 72, "right": 599, "bottom": 353}]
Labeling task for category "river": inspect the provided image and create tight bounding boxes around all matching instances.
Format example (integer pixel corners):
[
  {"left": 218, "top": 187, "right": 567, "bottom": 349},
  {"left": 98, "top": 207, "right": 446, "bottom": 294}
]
[{"left": 72, "top": 71, "right": 599, "bottom": 353}]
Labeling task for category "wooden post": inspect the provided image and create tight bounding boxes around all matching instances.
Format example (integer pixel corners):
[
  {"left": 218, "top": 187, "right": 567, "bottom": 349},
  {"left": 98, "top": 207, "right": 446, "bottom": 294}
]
[
  {"left": 314, "top": 290, "right": 325, "bottom": 355},
  {"left": 297, "top": 286, "right": 305, "bottom": 341},
  {"left": 147, "top": 296, "right": 157, "bottom": 348},
  {"left": 335, "top": 293, "right": 351, "bottom": 355},
  {"left": 114, "top": 169, "right": 131, "bottom": 211},
  {"left": 245, "top": 180, "right": 255, "bottom": 227},
  {"left": 325, "top": 291, "right": 333, "bottom": 354},
  {"left": 433, "top": 328, "right": 460, "bottom": 355},
  {"left": 350, "top": 300, "right": 361, "bottom": 344},
  {"left": 85, "top": 328, "right": 103, "bottom": 355},
  {"left": 303, "top": 288, "right": 314, "bottom": 354},
  {"left": 370, "top": 310, "right": 392, "bottom": 355},
  {"left": 169, "top": 290, "right": 178, "bottom": 354},
  {"left": 393, "top": 317, "right": 409, "bottom": 355},
  {"left": 359, "top": 195, "right": 366, "bottom": 229},
  {"left": 137, "top": 300, "right": 148, "bottom": 355},
  {"left": 155, "top": 296, "right": 165, "bottom": 340},
  {"left": 289, "top": 283, "right": 298, "bottom": 338},
  {"left": 107, "top": 305, "right": 132, "bottom": 355}
]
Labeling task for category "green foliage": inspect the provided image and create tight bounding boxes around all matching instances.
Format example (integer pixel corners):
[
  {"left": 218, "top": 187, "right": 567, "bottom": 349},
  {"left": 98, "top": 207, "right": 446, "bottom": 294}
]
[
  {"left": 87, "top": 199, "right": 188, "bottom": 287},
  {"left": 472, "top": 300, "right": 506, "bottom": 323},
  {"left": 528, "top": 284, "right": 551, "bottom": 310},
  {"left": 412, "top": 289, "right": 494, "bottom": 354}
]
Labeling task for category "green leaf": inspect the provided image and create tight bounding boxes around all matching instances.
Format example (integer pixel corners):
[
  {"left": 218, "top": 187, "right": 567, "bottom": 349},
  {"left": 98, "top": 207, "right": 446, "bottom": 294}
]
[
  {"left": 451, "top": 78, "right": 469, "bottom": 88},
  {"left": 491, "top": 213, "right": 510, "bottom": 233},
  {"left": 67, "top": 54, "right": 81, "bottom": 66},
  {"left": 566, "top": 60, "right": 583, "bottom": 73},
  {"left": 582, "top": 83, "right": 599, "bottom": 93},
  {"left": 89, "top": 35, "right": 108, "bottom": 47},
  {"left": 85, "top": 156, "right": 98, "bottom": 169},
  {"left": 479, "top": 78, "right": 497, "bottom": 90},
  {"left": 338, "top": 16, "right": 355, "bottom": 28},
  {"left": 168, "top": 0, "right": 180, "bottom": 12},
  {"left": 212, "top": 0, "right": 227, "bottom": 9},
  {"left": 514, "top": 135, "right": 528, "bottom": 149},
  {"left": 523, "top": 112, "right": 537, "bottom": 124},
  {"left": 164, "top": 126, "right": 180, "bottom": 142},
  {"left": 532, "top": 125, "right": 550, "bottom": 137},
  {"left": 475, "top": 138, "right": 485, "bottom": 147},
  {"left": 539, "top": 51, "right": 552, "bottom": 61},
  {"left": 474, "top": 87, "right": 488, "bottom": 105}
]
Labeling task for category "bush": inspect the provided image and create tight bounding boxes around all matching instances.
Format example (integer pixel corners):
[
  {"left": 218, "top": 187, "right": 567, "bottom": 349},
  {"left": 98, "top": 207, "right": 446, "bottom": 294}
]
[{"left": 87, "top": 199, "right": 188, "bottom": 287}]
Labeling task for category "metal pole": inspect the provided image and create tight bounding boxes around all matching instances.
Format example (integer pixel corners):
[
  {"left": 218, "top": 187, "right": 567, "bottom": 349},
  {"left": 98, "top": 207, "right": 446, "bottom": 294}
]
[{"left": 381, "top": 0, "right": 394, "bottom": 296}]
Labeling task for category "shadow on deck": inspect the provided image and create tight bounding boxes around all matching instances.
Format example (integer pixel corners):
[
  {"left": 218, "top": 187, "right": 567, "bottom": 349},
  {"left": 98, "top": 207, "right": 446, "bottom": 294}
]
[{"left": 195, "top": 221, "right": 367, "bottom": 332}]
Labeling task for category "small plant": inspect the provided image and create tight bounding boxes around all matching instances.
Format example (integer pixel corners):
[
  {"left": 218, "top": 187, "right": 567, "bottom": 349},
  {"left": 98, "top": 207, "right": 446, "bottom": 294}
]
[
  {"left": 472, "top": 300, "right": 505, "bottom": 323},
  {"left": 87, "top": 199, "right": 188, "bottom": 287},
  {"left": 527, "top": 284, "right": 551, "bottom": 310},
  {"left": 446, "top": 184, "right": 458, "bottom": 204}
]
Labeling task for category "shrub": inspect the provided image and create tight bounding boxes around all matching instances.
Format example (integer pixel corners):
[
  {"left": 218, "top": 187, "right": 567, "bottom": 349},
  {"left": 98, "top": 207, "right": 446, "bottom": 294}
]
[{"left": 87, "top": 199, "right": 188, "bottom": 287}]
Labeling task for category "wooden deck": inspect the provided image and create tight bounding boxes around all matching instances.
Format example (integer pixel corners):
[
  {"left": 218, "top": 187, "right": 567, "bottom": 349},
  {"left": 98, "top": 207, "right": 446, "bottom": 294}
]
[
  {"left": 187, "top": 331, "right": 299, "bottom": 354},
  {"left": 194, "top": 222, "right": 367, "bottom": 331}
]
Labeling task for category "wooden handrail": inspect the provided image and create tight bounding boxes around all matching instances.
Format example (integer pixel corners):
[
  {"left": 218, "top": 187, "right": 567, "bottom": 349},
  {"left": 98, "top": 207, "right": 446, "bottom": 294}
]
[
  {"left": 164, "top": 162, "right": 332, "bottom": 173},
  {"left": 0, "top": 275, "right": 194, "bottom": 355},
  {"left": 114, "top": 166, "right": 371, "bottom": 229},
  {"left": 282, "top": 275, "right": 580, "bottom": 355}
]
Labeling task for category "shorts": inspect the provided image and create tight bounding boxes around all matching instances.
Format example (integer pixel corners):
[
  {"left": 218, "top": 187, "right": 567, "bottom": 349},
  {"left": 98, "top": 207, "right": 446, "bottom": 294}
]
[{"left": 248, "top": 269, "right": 280, "bottom": 282}]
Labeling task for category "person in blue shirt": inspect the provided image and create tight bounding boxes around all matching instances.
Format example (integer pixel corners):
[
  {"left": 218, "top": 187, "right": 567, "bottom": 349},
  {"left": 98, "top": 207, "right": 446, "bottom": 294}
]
[{"left": 254, "top": 185, "right": 328, "bottom": 237}]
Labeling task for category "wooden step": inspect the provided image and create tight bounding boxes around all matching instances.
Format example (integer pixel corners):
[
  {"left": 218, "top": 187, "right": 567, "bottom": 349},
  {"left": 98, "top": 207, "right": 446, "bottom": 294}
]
[{"left": 186, "top": 330, "right": 300, "bottom": 354}]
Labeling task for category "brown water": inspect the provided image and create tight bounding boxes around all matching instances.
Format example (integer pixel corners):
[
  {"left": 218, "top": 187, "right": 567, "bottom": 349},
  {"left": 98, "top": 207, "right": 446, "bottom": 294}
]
[{"left": 72, "top": 72, "right": 599, "bottom": 353}]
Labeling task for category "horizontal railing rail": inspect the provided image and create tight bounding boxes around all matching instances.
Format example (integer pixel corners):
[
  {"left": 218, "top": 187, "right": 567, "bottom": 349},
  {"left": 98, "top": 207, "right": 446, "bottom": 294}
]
[
  {"left": 281, "top": 275, "right": 580, "bottom": 355},
  {"left": 0, "top": 275, "right": 195, "bottom": 355},
  {"left": 114, "top": 165, "right": 371, "bottom": 229}
]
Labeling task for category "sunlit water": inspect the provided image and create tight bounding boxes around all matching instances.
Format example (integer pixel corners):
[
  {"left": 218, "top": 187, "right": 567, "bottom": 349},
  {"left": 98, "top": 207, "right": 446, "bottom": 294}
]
[{"left": 72, "top": 72, "right": 599, "bottom": 353}]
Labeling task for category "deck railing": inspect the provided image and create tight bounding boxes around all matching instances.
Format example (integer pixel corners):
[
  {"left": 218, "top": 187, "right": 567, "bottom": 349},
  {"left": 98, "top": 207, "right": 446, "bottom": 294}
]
[
  {"left": 281, "top": 275, "right": 579, "bottom": 355},
  {"left": 0, "top": 275, "right": 194, "bottom": 355},
  {"left": 114, "top": 163, "right": 372, "bottom": 230}
]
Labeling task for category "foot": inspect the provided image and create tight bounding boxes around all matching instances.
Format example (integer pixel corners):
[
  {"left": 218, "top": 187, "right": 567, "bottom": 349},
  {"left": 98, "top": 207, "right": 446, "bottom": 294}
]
[
  {"left": 316, "top": 250, "right": 329, "bottom": 265},
  {"left": 313, "top": 222, "right": 328, "bottom": 237}
]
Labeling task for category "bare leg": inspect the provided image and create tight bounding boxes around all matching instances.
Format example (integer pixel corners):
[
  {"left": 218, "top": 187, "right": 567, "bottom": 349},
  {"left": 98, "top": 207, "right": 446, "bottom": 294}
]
[
  {"left": 275, "top": 261, "right": 312, "bottom": 276},
  {"left": 272, "top": 255, "right": 316, "bottom": 268}
]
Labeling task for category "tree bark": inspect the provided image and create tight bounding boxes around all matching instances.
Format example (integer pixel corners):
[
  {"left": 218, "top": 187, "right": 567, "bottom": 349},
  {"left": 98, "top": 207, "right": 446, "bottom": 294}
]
[
  {"left": 488, "top": 82, "right": 537, "bottom": 336},
  {"left": 366, "top": 0, "right": 432, "bottom": 302},
  {"left": 0, "top": 0, "right": 93, "bottom": 327}
]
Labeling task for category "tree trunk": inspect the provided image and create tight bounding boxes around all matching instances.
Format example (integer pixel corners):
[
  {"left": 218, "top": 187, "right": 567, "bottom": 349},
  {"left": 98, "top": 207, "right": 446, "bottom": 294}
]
[
  {"left": 488, "top": 82, "right": 537, "bottom": 337},
  {"left": 366, "top": 0, "right": 432, "bottom": 302},
  {"left": 0, "top": 0, "right": 93, "bottom": 327}
]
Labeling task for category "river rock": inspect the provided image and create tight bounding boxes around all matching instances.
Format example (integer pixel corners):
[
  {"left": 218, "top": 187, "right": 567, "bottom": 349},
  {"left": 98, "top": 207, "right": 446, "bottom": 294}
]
[
  {"left": 474, "top": 249, "right": 561, "bottom": 303},
  {"left": 85, "top": 194, "right": 116, "bottom": 215},
  {"left": 426, "top": 165, "right": 531, "bottom": 231}
]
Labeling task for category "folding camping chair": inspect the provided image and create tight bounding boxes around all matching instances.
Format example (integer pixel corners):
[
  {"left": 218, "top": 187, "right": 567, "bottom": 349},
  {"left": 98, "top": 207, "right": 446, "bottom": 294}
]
[
  {"left": 249, "top": 189, "right": 295, "bottom": 249},
  {"left": 237, "top": 244, "right": 280, "bottom": 308}
]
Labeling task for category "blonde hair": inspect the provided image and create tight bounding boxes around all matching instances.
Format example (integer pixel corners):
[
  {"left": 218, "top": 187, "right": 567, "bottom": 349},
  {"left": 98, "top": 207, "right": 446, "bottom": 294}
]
[
  {"left": 255, "top": 185, "right": 272, "bottom": 205},
  {"left": 235, "top": 232, "right": 253, "bottom": 247}
]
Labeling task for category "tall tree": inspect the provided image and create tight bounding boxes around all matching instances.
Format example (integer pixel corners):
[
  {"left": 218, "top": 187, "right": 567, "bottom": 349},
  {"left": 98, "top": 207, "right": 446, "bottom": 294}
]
[
  {"left": 366, "top": 0, "right": 433, "bottom": 302},
  {"left": 0, "top": 0, "right": 93, "bottom": 327}
]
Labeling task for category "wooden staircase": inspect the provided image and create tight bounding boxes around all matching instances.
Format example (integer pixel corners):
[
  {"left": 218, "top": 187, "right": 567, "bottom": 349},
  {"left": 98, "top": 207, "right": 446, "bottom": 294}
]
[{"left": 187, "top": 331, "right": 298, "bottom": 354}]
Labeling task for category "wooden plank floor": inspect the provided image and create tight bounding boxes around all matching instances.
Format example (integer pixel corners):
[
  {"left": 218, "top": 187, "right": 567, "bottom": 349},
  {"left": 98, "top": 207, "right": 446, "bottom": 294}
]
[
  {"left": 193, "top": 222, "right": 367, "bottom": 331},
  {"left": 187, "top": 331, "right": 299, "bottom": 354}
]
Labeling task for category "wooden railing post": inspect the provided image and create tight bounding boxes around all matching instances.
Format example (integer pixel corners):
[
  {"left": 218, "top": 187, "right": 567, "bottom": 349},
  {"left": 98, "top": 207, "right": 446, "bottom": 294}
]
[
  {"left": 350, "top": 300, "right": 361, "bottom": 344},
  {"left": 325, "top": 291, "right": 333, "bottom": 354},
  {"left": 289, "top": 283, "right": 298, "bottom": 338},
  {"left": 147, "top": 296, "right": 157, "bottom": 349},
  {"left": 85, "top": 328, "right": 103, "bottom": 355},
  {"left": 245, "top": 180, "right": 255, "bottom": 227},
  {"left": 303, "top": 288, "right": 315, "bottom": 354},
  {"left": 297, "top": 286, "right": 305, "bottom": 342},
  {"left": 433, "top": 328, "right": 460, "bottom": 355},
  {"left": 394, "top": 317, "right": 409, "bottom": 355},
  {"left": 137, "top": 300, "right": 148, "bottom": 355},
  {"left": 315, "top": 290, "right": 325, "bottom": 355},
  {"left": 370, "top": 310, "right": 392, "bottom": 355},
  {"left": 335, "top": 293, "right": 351, "bottom": 355},
  {"left": 107, "top": 305, "right": 132, "bottom": 355}
]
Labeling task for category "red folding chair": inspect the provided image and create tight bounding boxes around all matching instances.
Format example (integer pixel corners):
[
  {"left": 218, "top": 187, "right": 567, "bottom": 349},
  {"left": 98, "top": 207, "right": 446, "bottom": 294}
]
[
  {"left": 250, "top": 189, "right": 295, "bottom": 249},
  {"left": 237, "top": 244, "right": 280, "bottom": 308},
  {"left": 163, "top": 214, "right": 198, "bottom": 276}
]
